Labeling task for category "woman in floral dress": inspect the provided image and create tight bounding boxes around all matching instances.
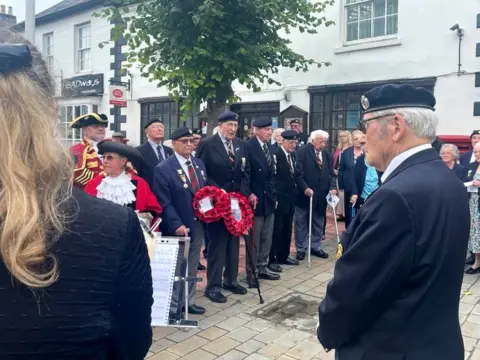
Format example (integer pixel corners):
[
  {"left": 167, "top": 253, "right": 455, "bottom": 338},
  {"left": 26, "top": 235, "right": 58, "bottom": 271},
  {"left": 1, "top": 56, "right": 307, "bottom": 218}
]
[{"left": 465, "top": 142, "right": 480, "bottom": 274}]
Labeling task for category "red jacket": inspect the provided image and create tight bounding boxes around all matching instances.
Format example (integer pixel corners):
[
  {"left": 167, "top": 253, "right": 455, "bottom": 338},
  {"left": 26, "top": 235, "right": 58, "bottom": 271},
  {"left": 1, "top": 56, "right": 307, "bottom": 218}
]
[{"left": 70, "top": 138, "right": 103, "bottom": 189}]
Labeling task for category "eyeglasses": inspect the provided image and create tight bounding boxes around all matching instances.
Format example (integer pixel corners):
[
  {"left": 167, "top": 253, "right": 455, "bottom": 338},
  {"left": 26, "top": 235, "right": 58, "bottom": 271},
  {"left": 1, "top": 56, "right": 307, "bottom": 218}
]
[
  {"left": 149, "top": 125, "right": 164, "bottom": 130},
  {"left": 176, "top": 138, "right": 195, "bottom": 144},
  {"left": 359, "top": 114, "right": 395, "bottom": 132},
  {"left": 103, "top": 154, "right": 123, "bottom": 161}
]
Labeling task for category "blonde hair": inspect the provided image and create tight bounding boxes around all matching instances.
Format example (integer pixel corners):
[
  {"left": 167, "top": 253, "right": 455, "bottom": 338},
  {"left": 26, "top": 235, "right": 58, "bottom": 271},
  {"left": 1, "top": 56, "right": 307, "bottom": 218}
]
[
  {"left": 0, "top": 29, "right": 74, "bottom": 288},
  {"left": 351, "top": 130, "right": 364, "bottom": 139},
  {"left": 336, "top": 131, "right": 352, "bottom": 149}
]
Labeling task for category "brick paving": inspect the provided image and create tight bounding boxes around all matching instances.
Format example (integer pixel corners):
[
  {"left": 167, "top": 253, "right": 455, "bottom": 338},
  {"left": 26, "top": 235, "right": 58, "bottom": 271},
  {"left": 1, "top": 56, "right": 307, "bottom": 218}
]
[{"left": 148, "top": 213, "right": 480, "bottom": 360}]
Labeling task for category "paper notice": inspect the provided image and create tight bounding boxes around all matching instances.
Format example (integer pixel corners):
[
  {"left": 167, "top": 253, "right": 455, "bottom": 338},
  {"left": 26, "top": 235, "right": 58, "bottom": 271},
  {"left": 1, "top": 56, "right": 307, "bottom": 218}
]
[
  {"left": 199, "top": 197, "right": 214, "bottom": 213},
  {"left": 464, "top": 182, "right": 478, "bottom": 193},
  {"left": 231, "top": 198, "right": 242, "bottom": 222}
]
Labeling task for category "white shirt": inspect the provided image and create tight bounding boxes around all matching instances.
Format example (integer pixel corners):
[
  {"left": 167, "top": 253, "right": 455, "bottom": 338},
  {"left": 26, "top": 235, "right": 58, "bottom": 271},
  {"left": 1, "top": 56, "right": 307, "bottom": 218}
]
[
  {"left": 381, "top": 144, "right": 432, "bottom": 183},
  {"left": 175, "top": 152, "right": 194, "bottom": 181},
  {"left": 257, "top": 137, "right": 266, "bottom": 149},
  {"left": 218, "top": 132, "right": 230, "bottom": 153},
  {"left": 148, "top": 139, "right": 165, "bottom": 160}
]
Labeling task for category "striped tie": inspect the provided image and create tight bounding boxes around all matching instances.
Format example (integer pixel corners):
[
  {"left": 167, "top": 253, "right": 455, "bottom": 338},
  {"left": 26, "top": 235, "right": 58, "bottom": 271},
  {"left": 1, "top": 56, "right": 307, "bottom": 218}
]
[
  {"left": 262, "top": 143, "right": 272, "bottom": 168},
  {"left": 287, "top": 154, "right": 294, "bottom": 177},
  {"left": 316, "top": 151, "right": 322, "bottom": 169},
  {"left": 226, "top": 141, "right": 235, "bottom": 164},
  {"left": 186, "top": 160, "right": 199, "bottom": 192}
]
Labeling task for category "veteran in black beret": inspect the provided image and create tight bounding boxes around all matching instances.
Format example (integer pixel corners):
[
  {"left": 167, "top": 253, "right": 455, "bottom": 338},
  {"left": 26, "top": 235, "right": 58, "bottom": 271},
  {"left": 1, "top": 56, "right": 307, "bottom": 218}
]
[
  {"left": 289, "top": 118, "right": 308, "bottom": 147},
  {"left": 269, "top": 130, "right": 299, "bottom": 269},
  {"left": 317, "top": 83, "right": 469, "bottom": 359},
  {"left": 245, "top": 117, "right": 279, "bottom": 285},
  {"left": 196, "top": 111, "right": 252, "bottom": 303},
  {"left": 460, "top": 129, "right": 480, "bottom": 167},
  {"left": 153, "top": 127, "right": 208, "bottom": 317},
  {"left": 69, "top": 113, "right": 108, "bottom": 188},
  {"left": 191, "top": 128, "right": 204, "bottom": 157},
  {"left": 136, "top": 118, "right": 173, "bottom": 190}
]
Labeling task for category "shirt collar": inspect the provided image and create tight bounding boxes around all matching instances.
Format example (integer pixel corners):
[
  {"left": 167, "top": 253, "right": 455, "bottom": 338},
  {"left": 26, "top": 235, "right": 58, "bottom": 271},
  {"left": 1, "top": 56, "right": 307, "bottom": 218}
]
[
  {"left": 381, "top": 144, "right": 432, "bottom": 183},
  {"left": 175, "top": 152, "right": 191, "bottom": 166},
  {"left": 281, "top": 145, "right": 290, "bottom": 158},
  {"left": 218, "top": 132, "right": 228, "bottom": 144},
  {"left": 256, "top": 136, "right": 265, "bottom": 147},
  {"left": 148, "top": 138, "right": 162, "bottom": 148}
]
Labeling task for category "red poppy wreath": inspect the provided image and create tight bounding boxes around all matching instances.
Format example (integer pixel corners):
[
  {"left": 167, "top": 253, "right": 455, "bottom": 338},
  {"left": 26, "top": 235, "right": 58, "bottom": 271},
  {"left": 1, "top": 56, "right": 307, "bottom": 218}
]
[
  {"left": 193, "top": 186, "right": 230, "bottom": 223},
  {"left": 224, "top": 192, "right": 254, "bottom": 236}
]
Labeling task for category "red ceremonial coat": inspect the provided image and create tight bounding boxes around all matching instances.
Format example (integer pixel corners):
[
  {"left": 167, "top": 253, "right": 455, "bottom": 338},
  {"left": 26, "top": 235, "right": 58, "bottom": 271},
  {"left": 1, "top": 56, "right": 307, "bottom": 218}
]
[{"left": 70, "top": 138, "right": 103, "bottom": 189}]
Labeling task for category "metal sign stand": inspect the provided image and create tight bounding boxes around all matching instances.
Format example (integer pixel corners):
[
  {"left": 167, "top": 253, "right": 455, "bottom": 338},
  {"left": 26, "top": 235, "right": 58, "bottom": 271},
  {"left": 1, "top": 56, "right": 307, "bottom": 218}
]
[{"left": 158, "top": 236, "right": 202, "bottom": 328}]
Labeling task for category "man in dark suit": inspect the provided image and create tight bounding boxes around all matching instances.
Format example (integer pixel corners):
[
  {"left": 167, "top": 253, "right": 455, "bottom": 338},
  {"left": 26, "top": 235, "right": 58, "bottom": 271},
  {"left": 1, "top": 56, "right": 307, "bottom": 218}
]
[
  {"left": 460, "top": 130, "right": 480, "bottom": 167},
  {"left": 318, "top": 84, "right": 470, "bottom": 359},
  {"left": 269, "top": 130, "right": 300, "bottom": 268},
  {"left": 245, "top": 117, "right": 279, "bottom": 284},
  {"left": 289, "top": 119, "right": 308, "bottom": 147},
  {"left": 154, "top": 127, "right": 207, "bottom": 318},
  {"left": 294, "top": 130, "right": 336, "bottom": 261},
  {"left": 196, "top": 111, "right": 251, "bottom": 303},
  {"left": 137, "top": 119, "right": 173, "bottom": 189}
]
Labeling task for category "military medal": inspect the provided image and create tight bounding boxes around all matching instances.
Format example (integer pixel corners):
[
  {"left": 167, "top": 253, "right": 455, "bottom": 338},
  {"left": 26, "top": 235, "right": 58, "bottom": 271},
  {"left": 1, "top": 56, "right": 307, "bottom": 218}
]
[
  {"left": 241, "top": 157, "right": 246, "bottom": 172},
  {"left": 184, "top": 183, "right": 188, "bottom": 188},
  {"left": 177, "top": 169, "right": 188, "bottom": 188}
]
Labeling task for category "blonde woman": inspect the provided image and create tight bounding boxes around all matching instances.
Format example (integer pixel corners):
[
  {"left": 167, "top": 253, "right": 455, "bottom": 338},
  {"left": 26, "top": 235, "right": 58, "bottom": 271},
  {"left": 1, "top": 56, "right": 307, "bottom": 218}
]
[
  {"left": 0, "top": 29, "right": 153, "bottom": 358},
  {"left": 333, "top": 131, "right": 352, "bottom": 221}
]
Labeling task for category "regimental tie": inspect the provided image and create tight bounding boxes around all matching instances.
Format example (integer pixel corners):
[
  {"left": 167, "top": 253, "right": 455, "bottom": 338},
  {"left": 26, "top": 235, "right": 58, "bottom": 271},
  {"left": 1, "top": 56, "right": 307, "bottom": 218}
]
[
  {"left": 185, "top": 160, "right": 199, "bottom": 192},
  {"left": 287, "top": 154, "right": 294, "bottom": 177},
  {"left": 262, "top": 143, "right": 272, "bottom": 168},
  {"left": 316, "top": 150, "right": 322, "bottom": 169},
  {"left": 226, "top": 141, "right": 235, "bottom": 165},
  {"left": 156, "top": 145, "right": 165, "bottom": 162}
]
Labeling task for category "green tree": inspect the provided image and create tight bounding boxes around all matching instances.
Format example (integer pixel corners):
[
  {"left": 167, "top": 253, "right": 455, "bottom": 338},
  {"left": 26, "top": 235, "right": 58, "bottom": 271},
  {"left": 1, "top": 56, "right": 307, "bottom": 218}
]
[{"left": 100, "top": 0, "right": 334, "bottom": 133}]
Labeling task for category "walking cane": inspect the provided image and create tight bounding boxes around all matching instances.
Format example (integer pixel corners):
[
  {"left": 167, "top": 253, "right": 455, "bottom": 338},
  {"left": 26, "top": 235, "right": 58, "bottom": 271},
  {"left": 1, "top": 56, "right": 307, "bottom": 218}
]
[
  {"left": 307, "top": 196, "right": 313, "bottom": 268},
  {"left": 241, "top": 233, "right": 264, "bottom": 304},
  {"left": 331, "top": 197, "right": 341, "bottom": 244}
]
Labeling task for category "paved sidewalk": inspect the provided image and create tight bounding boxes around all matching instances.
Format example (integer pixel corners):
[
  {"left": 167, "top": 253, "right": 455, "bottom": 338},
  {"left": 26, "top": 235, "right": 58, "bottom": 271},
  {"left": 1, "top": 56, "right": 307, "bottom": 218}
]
[{"left": 148, "top": 215, "right": 480, "bottom": 360}]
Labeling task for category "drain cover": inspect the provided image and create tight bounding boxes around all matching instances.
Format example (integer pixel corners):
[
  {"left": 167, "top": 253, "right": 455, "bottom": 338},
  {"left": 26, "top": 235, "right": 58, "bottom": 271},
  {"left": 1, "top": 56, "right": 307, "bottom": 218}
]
[{"left": 252, "top": 293, "right": 321, "bottom": 333}]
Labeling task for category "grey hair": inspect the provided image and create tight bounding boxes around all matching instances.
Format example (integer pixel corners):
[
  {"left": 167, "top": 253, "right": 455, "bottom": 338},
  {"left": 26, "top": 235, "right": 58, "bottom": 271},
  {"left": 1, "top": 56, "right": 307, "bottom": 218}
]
[
  {"left": 273, "top": 128, "right": 284, "bottom": 136},
  {"left": 309, "top": 130, "right": 329, "bottom": 143},
  {"left": 440, "top": 143, "right": 460, "bottom": 160},
  {"left": 367, "top": 107, "right": 438, "bottom": 141}
]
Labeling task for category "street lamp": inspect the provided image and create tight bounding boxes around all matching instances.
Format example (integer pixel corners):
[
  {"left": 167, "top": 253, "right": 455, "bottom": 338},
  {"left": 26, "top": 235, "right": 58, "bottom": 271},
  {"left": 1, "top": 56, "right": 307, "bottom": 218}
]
[{"left": 25, "top": 0, "right": 35, "bottom": 44}]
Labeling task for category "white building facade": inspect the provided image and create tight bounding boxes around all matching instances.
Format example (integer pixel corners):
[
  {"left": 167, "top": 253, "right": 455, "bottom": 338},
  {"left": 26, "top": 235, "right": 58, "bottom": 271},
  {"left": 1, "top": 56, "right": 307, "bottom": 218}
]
[{"left": 12, "top": 0, "right": 480, "bottom": 147}]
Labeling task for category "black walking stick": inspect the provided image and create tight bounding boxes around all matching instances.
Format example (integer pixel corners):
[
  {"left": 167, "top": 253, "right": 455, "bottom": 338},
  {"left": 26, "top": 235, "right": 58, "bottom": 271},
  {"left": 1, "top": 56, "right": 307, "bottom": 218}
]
[{"left": 241, "top": 233, "right": 264, "bottom": 304}]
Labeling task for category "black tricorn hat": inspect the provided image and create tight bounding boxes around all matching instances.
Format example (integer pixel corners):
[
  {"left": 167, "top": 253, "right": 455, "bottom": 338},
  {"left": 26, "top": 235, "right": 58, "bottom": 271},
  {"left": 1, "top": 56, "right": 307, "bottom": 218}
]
[
  {"left": 98, "top": 141, "right": 144, "bottom": 169},
  {"left": 70, "top": 113, "right": 108, "bottom": 129}
]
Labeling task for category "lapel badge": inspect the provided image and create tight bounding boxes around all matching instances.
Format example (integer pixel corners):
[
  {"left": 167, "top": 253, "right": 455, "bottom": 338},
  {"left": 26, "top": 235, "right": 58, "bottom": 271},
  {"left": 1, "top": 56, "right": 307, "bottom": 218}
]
[
  {"left": 183, "top": 183, "right": 188, "bottom": 189},
  {"left": 361, "top": 95, "right": 369, "bottom": 110},
  {"left": 177, "top": 169, "right": 183, "bottom": 175},
  {"left": 201, "top": 170, "right": 206, "bottom": 179},
  {"left": 235, "top": 148, "right": 240, "bottom": 152},
  {"left": 468, "top": 170, "right": 472, "bottom": 177}
]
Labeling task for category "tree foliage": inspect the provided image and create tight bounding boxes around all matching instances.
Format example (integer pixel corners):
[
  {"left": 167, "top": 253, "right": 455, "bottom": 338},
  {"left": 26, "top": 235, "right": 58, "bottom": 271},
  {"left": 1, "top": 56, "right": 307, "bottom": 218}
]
[{"left": 99, "top": 0, "right": 334, "bottom": 125}]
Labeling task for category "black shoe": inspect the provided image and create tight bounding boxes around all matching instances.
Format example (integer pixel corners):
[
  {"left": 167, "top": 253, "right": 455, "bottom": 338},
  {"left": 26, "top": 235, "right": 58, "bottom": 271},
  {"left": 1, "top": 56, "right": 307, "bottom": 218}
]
[
  {"left": 466, "top": 254, "right": 475, "bottom": 265},
  {"left": 223, "top": 283, "right": 248, "bottom": 295},
  {"left": 197, "top": 263, "right": 206, "bottom": 271},
  {"left": 281, "top": 257, "right": 299, "bottom": 266},
  {"left": 465, "top": 267, "right": 480, "bottom": 275},
  {"left": 258, "top": 267, "right": 280, "bottom": 280},
  {"left": 311, "top": 249, "right": 329, "bottom": 259},
  {"left": 169, "top": 312, "right": 184, "bottom": 321},
  {"left": 268, "top": 263, "right": 282, "bottom": 273},
  {"left": 182, "top": 304, "right": 206, "bottom": 315},
  {"left": 206, "top": 291, "right": 227, "bottom": 303},
  {"left": 296, "top": 251, "right": 305, "bottom": 261},
  {"left": 336, "top": 216, "right": 345, "bottom": 222}
]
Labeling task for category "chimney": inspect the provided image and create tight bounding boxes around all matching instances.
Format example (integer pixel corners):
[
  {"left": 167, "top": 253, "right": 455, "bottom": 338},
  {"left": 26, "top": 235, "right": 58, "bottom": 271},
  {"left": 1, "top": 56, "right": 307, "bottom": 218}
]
[{"left": 0, "top": 5, "right": 16, "bottom": 28}]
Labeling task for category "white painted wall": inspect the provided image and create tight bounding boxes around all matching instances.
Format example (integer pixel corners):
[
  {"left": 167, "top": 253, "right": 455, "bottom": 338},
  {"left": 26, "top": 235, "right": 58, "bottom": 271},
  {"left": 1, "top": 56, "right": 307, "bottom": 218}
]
[{"left": 31, "top": 0, "right": 480, "bottom": 145}]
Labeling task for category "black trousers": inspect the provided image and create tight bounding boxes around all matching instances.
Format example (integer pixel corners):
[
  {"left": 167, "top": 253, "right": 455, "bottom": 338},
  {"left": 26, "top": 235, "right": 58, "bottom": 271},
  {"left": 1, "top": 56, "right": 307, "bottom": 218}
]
[
  {"left": 205, "top": 220, "right": 239, "bottom": 293},
  {"left": 269, "top": 211, "right": 294, "bottom": 263},
  {"left": 344, "top": 191, "right": 353, "bottom": 228}
]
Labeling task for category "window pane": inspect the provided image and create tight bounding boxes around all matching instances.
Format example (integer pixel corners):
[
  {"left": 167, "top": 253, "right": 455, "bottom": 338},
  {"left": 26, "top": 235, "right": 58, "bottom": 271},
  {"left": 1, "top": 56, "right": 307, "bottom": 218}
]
[
  {"left": 312, "top": 113, "right": 322, "bottom": 130},
  {"left": 333, "top": 93, "right": 346, "bottom": 110},
  {"left": 359, "top": 4, "right": 372, "bottom": 20},
  {"left": 331, "top": 112, "right": 345, "bottom": 129},
  {"left": 347, "top": 23, "right": 358, "bottom": 41},
  {"left": 312, "top": 94, "right": 324, "bottom": 112},
  {"left": 374, "top": 17, "right": 386, "bottom": 37},
  {"left": 359, "top": 20, "right": 372, "bottom": 39},
  {"left": 59, "top": 106, "right": 66, "bottom": 121},
  {"left": 81, "top": 105, "right": 88, "bottom": 115},
  {"left": 347, "top": 111, "right": 360, "bottom": 129},
  {"left": 347, "top": 92, "right": 361, "bottom": 110},
  {"left": 387, "top": 0, "right": 398, "bottom": 14},
  {"left": 67, "top": 106, "right": 73, "bottom": 121},
  {"left": 347, "top": 6, "right": 358, "bottom": 22},
  {"left": 373, "top": 0, "right": 386, "bottom": 17},
  {"left": 386, "top": 14, "right": 398, "bottom": 35}
]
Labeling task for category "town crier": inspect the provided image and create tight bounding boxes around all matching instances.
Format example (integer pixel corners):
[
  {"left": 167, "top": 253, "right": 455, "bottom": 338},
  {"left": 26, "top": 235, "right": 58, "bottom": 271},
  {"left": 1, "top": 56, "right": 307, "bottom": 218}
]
[{"left": 69, "top": 112, "right": 108, "bottom": 188}]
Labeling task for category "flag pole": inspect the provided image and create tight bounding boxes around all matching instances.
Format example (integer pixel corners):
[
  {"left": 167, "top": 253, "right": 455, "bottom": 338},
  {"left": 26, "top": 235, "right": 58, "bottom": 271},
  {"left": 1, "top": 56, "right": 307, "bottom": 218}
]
[{"left": 25, "top": 0, "right": 36, "bottom": 44}]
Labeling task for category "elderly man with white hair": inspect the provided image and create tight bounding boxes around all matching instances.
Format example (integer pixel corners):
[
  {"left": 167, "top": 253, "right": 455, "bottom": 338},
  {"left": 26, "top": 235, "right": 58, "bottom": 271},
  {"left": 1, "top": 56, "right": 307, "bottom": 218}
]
[
  {"left": 294, "top": 129, "right": 336, "bottom": 261},
  {"left": 317, "top": 84, "right": 470, "bottom": 359}
]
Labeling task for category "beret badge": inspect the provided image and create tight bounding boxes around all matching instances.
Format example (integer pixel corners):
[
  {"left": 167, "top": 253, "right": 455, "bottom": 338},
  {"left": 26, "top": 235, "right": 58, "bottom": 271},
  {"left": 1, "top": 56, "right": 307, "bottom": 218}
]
[{"left": 361, "top": 95, "right": 370, "bottom": 111}]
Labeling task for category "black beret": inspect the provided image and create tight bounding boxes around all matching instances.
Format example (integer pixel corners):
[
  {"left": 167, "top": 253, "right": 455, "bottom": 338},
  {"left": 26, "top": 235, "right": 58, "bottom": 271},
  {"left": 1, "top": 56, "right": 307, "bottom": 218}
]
[
  {"left": 289, "top": 119, "right": 301, "bottom": 125},
  {"left": 471, "top": 130, "right": 480, "bottom": 138},
  {"left": 112, "top": 131, "right": 126, "bottom": 138},
  {"left": 144, "top": 118, "right": 164, "bottom": 130},
  {"left": 98, "top": 141, "right": 144, "bottom": 168},
  {"left": 281, "top": 130, "right": 299, "bottom": 140},
  {"left": 252, "top": 117, "right": 272, "bottom": 128},
  {"left": 192, "top": 128, "right": 203, "bottom": 135},
  {"left": 171, "top": 127, "right": 193, "bottom": 140},
  {"left": 70, "top": 113, "right": 108, "bottom": 129},
  {"left": 218, "top": 111, "right": 238, "bottom": 123},
  {"left": 361, "top": 83, "right": 436, "bottom": 114}
]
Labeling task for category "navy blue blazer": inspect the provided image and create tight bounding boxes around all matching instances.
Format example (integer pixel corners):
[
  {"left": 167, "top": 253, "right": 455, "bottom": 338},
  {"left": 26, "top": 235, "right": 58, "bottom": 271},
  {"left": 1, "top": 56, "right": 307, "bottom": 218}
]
[
  {"left": 246, "top": 137, "right": 276, "bottom": 217},
  {"left": 460, "top": 151, "right": 473, "bottom": 167},
  {"left": 318, "top": 149, "right": 470, "bottom": 359},
  {"left": 338, "top": 147, "right": 359, "bottom": 193},
  {"left": 153, "top": 154, "right": 207, "bottom": 242},
  {"left": 452, "top": 163, "right": 467, "bottom": 182},
  {"left": 137, "top": 142, "right": 173, "bottom": 190}
]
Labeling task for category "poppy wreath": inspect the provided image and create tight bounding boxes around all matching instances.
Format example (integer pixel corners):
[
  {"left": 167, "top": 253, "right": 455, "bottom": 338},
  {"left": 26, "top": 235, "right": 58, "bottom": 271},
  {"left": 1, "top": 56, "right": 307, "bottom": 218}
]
[
  {"left": 224, "top": 192, "right": 254, "bottom": 236},
  {"left": 193, "top": 186, "right": 230, "bottom": 223}
]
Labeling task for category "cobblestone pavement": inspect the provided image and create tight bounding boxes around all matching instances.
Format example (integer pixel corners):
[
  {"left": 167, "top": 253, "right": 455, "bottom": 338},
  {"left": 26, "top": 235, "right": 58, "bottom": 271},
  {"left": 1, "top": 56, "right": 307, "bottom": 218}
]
[{"left": 147, "top": 216, "right": 480, "bottom": 360}]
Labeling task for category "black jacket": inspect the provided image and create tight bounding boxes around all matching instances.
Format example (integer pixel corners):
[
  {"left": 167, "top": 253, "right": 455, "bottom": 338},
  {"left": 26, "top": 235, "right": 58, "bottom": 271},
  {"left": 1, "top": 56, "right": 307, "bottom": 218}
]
[
  {"left": 136, "top": 142, "right": 173, "bottom": 189},
  {"left": 338, "top": 147, "right": 358, "bottom": 192},
  {"left": 353, "top": 154, "right": 382, "bottom": 198},
  {"left": 274, "top": 146, "right": 296, "bottom": 215},
  {"left": 196, "top": 133, "right": 251, "bottom": 197},
  {"left": 295, "top": 143, "right": 335, "bottom": 213},
  {"left": 0, "top": 189, "right": 153, "bottom": 359},
  {"left": 246, "top": 138, "right": 276, "bottom": 217},
  {"left": 318, "top": 149, "right": 469, "bottom": 360}
]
